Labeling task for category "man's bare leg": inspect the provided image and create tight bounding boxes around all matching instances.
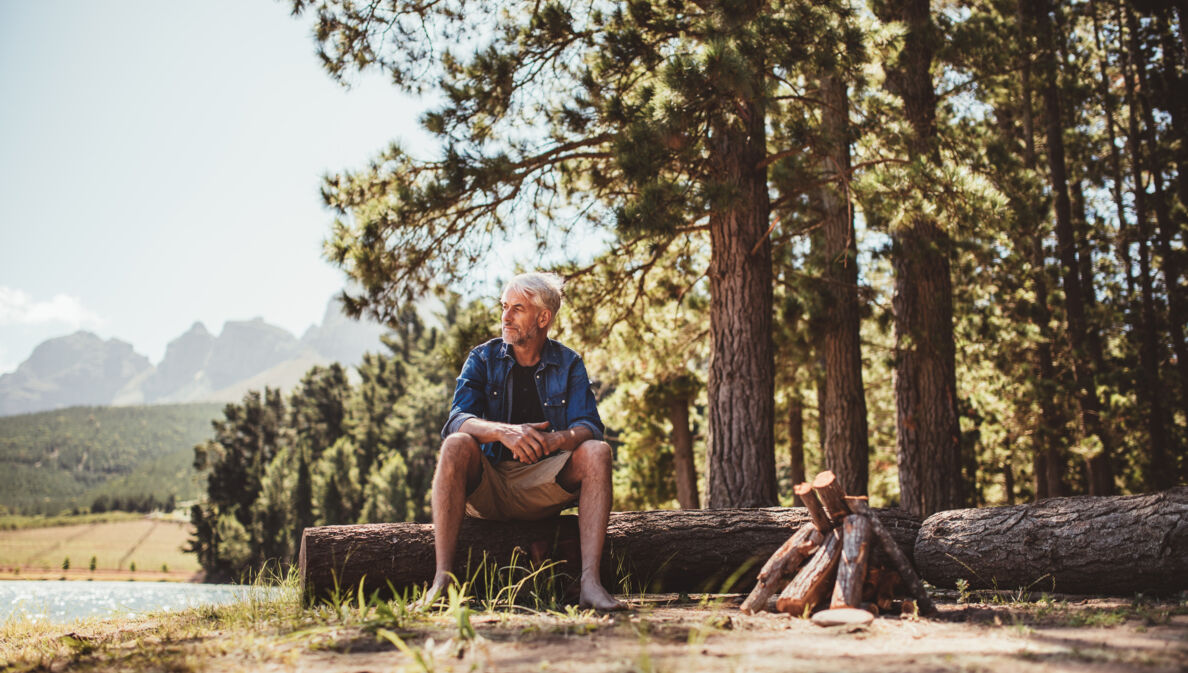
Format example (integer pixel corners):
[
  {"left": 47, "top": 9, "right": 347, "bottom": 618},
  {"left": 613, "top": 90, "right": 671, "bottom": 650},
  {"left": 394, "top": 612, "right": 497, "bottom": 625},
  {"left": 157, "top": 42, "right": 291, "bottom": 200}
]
[
  {"left": 420, "top": 432, "right": 482, "bottom": 608},
  {"left": 557, "top": 440, "right": 626, "bottom": 611}
]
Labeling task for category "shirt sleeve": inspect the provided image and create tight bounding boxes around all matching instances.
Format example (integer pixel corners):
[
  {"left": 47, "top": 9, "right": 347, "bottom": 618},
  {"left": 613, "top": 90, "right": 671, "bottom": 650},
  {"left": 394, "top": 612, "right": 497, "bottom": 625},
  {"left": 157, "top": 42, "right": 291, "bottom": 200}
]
[
  {"left": 442, "top": 348, "right": 486, "bottom": 439},
  {"left": 565, "top": 355, "right": 604, "bottom": 441}
]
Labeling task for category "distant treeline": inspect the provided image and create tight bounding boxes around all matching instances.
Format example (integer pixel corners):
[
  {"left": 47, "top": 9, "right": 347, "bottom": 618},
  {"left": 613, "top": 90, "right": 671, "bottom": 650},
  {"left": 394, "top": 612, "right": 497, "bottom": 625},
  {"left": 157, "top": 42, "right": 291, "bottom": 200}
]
[
  {"left": 89, "top": 492, "right": 176, "bottom": 514},
  {"left": 190, "top": 296, "right": 493, "bottom": 581},
  {"left": 0, "top": 403, "right": 222, "bottom": 515}
]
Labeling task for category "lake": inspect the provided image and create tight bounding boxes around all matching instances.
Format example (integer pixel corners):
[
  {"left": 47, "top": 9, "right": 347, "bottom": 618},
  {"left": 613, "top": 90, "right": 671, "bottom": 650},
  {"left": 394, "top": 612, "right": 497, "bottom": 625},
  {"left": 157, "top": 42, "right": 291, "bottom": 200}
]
[{"left": 0, "top": 580, "right": 283, "bottom": 624}]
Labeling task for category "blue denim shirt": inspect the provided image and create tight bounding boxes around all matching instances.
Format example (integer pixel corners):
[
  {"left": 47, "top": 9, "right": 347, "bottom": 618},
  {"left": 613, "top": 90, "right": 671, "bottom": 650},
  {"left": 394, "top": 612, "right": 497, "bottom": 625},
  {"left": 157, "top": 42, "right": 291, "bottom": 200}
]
[{"left": 442, "top": 337, "right": 604, "bottom": 463}]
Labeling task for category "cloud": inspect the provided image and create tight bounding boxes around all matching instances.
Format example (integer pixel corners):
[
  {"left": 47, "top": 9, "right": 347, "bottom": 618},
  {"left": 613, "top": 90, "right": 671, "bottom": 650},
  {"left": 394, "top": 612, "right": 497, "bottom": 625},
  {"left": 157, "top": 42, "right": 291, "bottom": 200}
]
[{"left": 0, "top": 286, "right": 104, "bottom": 328}]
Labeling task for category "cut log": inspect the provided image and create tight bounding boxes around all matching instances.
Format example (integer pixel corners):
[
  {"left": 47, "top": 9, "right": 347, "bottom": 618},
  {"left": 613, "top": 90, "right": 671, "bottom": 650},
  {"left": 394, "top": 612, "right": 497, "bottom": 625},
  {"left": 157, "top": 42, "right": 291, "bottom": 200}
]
[
  {"left": 914, "top": 487, "right": 1188, "bottom": 595},
  {"left": 849, "top": 498, "right": 937, "bottom": 615},
  {"left": 811, "top": 471, "right": 851, "bottom": 523},
  {"left": 739, "top": 522, "right": 823, "bottom": 614},
  {"left": 811, "top": 607, "right": 874, "bottom": 627},
  {"left": 775, "top": 528, "right": 843, "bottom": 616},
  {"left": 299, "top": 507, "right": 921, "bottom": 602},
  {"left": 830, "top": 514, "right": 871, "bottom": 609},
  {"left": 795, "top": 482, "right": 832, "bottom": 532}
]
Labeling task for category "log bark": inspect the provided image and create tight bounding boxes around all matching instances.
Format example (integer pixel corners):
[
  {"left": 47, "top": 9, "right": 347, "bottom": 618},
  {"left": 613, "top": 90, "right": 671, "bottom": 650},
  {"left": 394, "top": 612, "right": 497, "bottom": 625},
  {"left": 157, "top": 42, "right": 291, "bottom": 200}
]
[
  {"left": 776, "top": 528, "right": 843, "bottom": 615},
  {"left": 740, "top": 522, "right": 822, "bottom": 614},
  {"left": 915, "top": 487, "right": 1188, "bottom": 595},
  {"left": 299, "top": 507, "right": 920, "bottom": 602},
  {"left": 831, "top": 514, "right": 871, "bottom": 609}
]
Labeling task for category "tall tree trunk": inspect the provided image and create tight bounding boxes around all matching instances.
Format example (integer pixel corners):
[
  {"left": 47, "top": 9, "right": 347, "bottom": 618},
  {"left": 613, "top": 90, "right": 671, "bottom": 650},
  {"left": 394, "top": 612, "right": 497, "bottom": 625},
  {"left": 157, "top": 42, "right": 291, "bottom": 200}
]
[
  {"left": 1158, "top": 16, "right": 1188, "bottom": 485},
  {"left": 670, "top": 397, "right": 699, "bottom": 510},
  {"left": 882, "top": 0, "right": 963, "bottom": 517},
  {"left": 1036, "top": 0, "right": 1116, "bottom": 495},
  {"left": 1090, "top": 0, "right": 1136, "bottom": 303},
  {"left": 1070, "top": 180, "right": 1107, "bottom": 372},
  {"left": 1018, "top": 0, "right": 1068, "bottom": 498},
  {"left": 789, "top": 395, "right": 806, "bottom": 506},
  {"left": 1128, "top": 6, "right": 1188, "bottom": 478},
  {"left": 706, "top": 92, "right": 777, "bottom": 507},
  {"left": 1119, "top": 1, "right": 1174, "bottom": 491},
  {"left": 814, "top": 71, "right": 870, "bottom": 497}
]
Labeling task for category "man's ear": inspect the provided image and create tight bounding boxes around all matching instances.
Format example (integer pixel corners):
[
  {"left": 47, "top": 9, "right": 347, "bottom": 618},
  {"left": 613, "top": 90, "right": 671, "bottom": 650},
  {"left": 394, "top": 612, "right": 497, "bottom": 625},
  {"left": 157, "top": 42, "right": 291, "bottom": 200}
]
[{"left": 538, "top": 309, "right": 552, "bottom": 328}]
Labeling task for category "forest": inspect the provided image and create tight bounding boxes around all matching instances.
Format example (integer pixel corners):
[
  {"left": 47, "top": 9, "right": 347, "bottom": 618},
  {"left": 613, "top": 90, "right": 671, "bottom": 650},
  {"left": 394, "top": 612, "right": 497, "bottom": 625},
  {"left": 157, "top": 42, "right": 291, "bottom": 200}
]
[
  {"left": 191, "top": 0, "right": 1186, "bottom": 577},
  {"left": 0, "top": 403, "right": 220, "bottom": 515}
]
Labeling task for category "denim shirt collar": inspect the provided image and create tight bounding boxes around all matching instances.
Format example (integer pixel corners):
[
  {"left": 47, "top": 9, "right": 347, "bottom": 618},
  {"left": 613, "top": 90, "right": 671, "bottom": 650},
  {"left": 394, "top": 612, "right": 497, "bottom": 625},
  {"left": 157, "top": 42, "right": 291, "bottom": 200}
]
[{"left": 496, "top": 338, "right": 561, "bottom": 370}]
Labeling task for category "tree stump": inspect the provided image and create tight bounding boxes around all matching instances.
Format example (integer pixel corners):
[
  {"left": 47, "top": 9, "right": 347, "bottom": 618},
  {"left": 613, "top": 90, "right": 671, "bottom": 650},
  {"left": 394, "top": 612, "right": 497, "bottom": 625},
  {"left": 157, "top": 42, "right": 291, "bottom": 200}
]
[{"left": 914, "top": 487, "right": 1188, "bottom": 595}]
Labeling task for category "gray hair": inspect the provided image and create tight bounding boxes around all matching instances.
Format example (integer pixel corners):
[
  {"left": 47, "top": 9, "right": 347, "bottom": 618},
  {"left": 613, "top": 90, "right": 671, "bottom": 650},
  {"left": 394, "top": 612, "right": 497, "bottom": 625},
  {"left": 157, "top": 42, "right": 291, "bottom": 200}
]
[{"left": 503, "top": 272, "right": 564, "bottom": 318}]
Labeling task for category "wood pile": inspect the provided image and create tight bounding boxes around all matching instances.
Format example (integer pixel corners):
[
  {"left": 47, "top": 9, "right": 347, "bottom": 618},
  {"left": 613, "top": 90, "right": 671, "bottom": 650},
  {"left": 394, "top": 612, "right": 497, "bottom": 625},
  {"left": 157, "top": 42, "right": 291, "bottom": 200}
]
[{"left": 740, "top": 470, "right": 936, "bottom": 619}]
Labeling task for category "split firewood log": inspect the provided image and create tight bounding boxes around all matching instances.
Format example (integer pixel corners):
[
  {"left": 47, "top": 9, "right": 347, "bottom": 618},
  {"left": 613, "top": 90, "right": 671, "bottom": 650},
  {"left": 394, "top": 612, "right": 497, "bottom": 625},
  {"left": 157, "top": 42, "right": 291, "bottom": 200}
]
[
  {"left": 795, "top": 482, "right": 833, "bottom": 532},
  {"left": 830, "top": 514, "right": 872, "bottom": 609},
  {"left": 740, "top": 522, "right": 823, "bottom": 614},
  {"left": 811, "top": 471, "right": 851, "bottom": 523},
  {"left": 848, "top": 498, "right": 937, "bottom": 615},
  {"left": 863, "top": 565, "right": 902, "bottom": 613},
  {"left": 775, "top": 528, "right": 843, "bottom": 616}
]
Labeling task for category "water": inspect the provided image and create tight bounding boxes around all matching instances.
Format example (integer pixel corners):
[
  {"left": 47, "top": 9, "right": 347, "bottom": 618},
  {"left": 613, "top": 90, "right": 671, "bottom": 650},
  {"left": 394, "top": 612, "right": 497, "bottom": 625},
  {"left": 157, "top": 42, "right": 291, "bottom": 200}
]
[{"left": 0, "top": 580, "right": 283, "bottom": 624}]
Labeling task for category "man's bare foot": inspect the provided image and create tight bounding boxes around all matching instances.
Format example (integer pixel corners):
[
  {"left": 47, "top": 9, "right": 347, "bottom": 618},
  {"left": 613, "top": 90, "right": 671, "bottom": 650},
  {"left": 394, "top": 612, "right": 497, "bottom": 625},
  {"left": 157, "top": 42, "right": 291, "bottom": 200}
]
[
  {"left": 414, "top": 573, "right": 452, "bottom": 611},
  {"left": 578, "top": 578, "right": 626, "bottom": 611}
]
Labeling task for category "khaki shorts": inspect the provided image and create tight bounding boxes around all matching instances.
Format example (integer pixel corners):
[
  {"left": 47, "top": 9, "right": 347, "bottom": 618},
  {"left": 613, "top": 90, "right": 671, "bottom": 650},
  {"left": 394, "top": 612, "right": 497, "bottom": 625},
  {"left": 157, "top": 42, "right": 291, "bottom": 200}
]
[{"left": 466, "top": 450, "right": 578, "bottom": 521}]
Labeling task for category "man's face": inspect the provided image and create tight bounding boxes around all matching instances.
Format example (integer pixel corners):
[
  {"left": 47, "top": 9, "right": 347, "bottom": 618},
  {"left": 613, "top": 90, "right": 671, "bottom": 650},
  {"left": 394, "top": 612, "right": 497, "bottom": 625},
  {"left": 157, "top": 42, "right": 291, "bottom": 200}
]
[{"left": 501, "top": 289, "right": 547, "bottom": 346}]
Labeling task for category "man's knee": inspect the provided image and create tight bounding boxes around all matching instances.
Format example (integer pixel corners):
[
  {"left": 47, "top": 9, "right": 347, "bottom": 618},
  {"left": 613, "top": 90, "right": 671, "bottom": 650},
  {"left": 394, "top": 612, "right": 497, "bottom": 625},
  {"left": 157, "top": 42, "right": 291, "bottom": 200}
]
[
  {"left": 439, "top": 433, "right": 480, "bottom": 469},
  {"left": 574, "top": 440, "right": 612, "bottom": 473}
]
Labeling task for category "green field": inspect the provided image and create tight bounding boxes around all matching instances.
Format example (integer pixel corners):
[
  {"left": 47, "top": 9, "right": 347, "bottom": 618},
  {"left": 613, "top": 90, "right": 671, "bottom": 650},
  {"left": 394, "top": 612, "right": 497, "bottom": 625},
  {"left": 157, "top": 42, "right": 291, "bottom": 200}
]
[{"left": 0, "top": 517, "right": 200, "bottom": 575}]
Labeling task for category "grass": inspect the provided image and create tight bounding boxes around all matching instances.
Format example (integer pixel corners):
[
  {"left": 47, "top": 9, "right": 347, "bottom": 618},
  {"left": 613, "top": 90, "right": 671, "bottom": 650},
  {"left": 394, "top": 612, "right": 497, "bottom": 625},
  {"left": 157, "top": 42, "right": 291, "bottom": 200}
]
[
  {"left": 6, "top": 555, "right": 1185, "bottom": 673},
  {"left": 0, "top": 517, "right": 199, "bottom": 574}
]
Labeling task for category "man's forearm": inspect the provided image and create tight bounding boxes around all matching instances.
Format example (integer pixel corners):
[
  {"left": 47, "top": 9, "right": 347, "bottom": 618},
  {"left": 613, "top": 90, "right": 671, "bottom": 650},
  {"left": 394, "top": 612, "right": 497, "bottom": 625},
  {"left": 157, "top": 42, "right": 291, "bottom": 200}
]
[
  {"left": 549, "top": 423, "right": 593, "bottom": 453},
  {"left": 457, "top": 417, "right": 593, "bottom": 455},
  {"left": 457, "top": 417, "right": 511, "bottom": 445}
]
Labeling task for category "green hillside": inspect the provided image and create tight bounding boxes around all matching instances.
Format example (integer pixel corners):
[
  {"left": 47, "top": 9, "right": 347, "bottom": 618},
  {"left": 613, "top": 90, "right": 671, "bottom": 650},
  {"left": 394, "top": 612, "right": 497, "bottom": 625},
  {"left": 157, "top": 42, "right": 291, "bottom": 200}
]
[{"left": 0, "top": 404, "right": 222, "bottom": 515}]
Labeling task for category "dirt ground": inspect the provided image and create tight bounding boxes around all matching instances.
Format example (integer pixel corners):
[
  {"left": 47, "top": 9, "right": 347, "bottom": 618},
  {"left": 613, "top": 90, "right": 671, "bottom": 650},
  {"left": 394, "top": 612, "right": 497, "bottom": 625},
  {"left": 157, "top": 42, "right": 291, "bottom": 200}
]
[
  {"left": 236, "top": 594, "right": 1188, "bottom": 673},
  {"left": 12, "top": 592, "right": 1186, "bottom": 673}
]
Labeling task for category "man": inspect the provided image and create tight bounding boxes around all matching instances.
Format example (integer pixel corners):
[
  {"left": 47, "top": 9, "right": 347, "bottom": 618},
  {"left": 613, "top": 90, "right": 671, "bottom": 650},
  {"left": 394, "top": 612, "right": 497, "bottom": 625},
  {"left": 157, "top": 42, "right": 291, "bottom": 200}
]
[{"left": 424, "top": 272, "right": 625, "bottom": 611}]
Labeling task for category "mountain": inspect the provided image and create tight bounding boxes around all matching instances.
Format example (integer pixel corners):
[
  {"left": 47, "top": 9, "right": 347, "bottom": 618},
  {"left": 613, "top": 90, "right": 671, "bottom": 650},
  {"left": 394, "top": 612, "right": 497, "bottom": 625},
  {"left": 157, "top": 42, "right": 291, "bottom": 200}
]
[
  {"left": 0, "top": 297, "right": 388, "bottom": 416},
  {"left": 0, "top": 332, "right": 152, "bottom": 416}
]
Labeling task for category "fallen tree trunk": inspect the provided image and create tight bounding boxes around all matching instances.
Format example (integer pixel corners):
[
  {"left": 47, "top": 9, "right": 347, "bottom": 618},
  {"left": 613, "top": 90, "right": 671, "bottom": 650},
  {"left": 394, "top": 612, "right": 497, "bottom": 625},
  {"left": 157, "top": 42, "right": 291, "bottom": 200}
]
[
  {"left": 299, "top": 507, "right": 920, "bottom": 602},
  {"left": 915, "top": 487, "right": 1188, "bottom": 595}
]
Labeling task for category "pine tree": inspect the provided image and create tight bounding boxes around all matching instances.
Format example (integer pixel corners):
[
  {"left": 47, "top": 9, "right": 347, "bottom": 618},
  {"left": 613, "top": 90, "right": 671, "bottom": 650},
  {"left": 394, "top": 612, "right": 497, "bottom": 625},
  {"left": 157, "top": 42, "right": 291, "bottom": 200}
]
[{"left": 288, "top": 0, "right": 880, "bottom": 507}]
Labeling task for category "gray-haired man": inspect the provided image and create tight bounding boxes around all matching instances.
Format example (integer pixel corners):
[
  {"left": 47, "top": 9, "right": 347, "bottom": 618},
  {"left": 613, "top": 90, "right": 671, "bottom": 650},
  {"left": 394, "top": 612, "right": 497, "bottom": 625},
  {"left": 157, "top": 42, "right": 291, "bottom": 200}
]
[{"left": 424, "top": 272, "right": 624, "bottom": 610}]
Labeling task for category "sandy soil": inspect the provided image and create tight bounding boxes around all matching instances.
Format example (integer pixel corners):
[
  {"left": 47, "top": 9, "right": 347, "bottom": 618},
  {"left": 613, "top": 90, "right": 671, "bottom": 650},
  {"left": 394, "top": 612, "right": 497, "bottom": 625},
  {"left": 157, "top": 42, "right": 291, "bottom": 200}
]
[{"left": 210, "top": 595, "right": 1188, "bottom": 673}]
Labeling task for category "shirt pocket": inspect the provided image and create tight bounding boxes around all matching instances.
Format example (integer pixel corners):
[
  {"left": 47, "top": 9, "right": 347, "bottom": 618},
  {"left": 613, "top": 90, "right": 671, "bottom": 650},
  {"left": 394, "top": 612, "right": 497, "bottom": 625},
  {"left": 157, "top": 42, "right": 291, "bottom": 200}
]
[
  {"left": 542, "top": 395, "right": 567, "bottom": 431},
  {"left": 487, "top": 383, "right": 505, "bottom": 421}
]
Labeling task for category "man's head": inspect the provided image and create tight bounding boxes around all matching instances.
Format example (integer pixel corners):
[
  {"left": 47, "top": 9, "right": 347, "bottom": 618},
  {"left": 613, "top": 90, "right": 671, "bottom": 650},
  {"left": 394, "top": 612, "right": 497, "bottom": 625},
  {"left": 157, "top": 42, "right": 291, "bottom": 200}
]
[{"left": 500, "top": 272, "right": 563, "bottom": 347}]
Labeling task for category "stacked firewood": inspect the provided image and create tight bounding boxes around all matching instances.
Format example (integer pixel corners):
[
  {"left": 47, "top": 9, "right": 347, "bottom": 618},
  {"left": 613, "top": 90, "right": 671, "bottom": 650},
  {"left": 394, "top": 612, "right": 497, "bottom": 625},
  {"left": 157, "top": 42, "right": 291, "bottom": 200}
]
[{"left": 740, "top": 470, "right": 936, "bottom": 623}]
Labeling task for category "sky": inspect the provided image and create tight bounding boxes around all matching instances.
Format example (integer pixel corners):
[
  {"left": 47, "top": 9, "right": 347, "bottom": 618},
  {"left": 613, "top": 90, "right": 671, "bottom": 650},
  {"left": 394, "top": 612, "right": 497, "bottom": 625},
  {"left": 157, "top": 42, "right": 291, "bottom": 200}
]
[{"left": 0, "top": 0, "right": 437, "bottom": 374}]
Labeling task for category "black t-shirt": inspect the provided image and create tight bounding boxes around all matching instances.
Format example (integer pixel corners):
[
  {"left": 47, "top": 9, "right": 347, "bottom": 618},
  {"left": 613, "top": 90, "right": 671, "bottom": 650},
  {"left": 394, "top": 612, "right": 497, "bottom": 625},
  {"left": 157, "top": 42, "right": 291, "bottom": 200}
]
[{"left": 498, "top": 364, "right": 546, "bottom": 461}]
